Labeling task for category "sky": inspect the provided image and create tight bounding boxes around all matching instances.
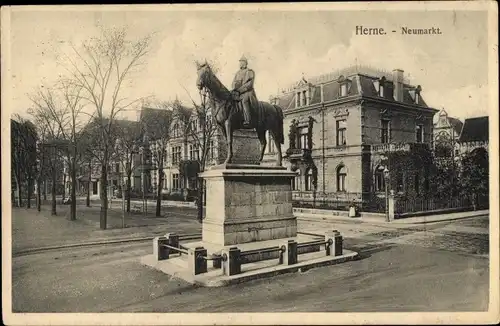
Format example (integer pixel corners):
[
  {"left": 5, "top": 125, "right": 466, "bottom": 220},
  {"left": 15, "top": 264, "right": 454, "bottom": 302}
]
[{"left": 6, "top": 5, "right": 492, "bottom": 122}]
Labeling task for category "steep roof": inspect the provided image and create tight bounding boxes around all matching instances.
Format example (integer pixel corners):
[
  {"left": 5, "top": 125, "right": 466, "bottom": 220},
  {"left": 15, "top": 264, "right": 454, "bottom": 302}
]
[
  {"left": 275, "top": 66, "right": 431, "bottom": 110},
  {"left": 459, "top": 116, "right": 489, "bottom": 143},
  {"left": 140, "top": 107, "right": 173, "bottom": 141},
  {"left": 447, "top": 117, "right": 464, "bottom": 135}
]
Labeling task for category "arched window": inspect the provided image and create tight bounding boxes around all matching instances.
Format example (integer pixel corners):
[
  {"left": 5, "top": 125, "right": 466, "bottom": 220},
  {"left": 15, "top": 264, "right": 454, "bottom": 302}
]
[
  {"left": 292, "top": 170, "right": 301, "bottom": 191},
  {"left": 305, "top": 169, "right": 314, "bottom": 191},
  {"left": 337, "top": 165, "right": 347, "bottom": 192},
  {"left": 374, "top": 166, "right": 385, "bottom": 192}
]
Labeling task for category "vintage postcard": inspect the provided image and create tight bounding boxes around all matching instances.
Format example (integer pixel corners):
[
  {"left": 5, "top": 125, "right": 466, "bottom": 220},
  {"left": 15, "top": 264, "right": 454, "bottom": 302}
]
[{"left": 2, "top": 1, "right": 498, "bottom": 325}]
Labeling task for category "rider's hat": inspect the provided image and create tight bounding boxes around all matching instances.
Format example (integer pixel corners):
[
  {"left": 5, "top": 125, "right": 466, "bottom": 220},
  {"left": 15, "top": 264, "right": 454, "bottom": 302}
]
[{"left": 239, "top": 55, "right": 248, "bottom": 63}]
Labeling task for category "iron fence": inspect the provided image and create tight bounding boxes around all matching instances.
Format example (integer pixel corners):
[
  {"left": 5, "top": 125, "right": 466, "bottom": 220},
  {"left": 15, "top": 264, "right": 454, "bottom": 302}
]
[
  {"left": 292, "top": 191, "right": 364, "bottom": 211},
  {"left": 395, "top": 196, "right": 473, "bottom": 214}
]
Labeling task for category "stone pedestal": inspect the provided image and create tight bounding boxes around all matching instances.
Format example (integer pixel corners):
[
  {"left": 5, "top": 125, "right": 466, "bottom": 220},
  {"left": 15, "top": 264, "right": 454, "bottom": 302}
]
[{"left": 200, "top": 166, "right": 297, "bottom": 246}]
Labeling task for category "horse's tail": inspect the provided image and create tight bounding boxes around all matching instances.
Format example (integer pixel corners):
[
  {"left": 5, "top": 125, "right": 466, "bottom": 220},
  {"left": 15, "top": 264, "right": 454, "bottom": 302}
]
[{"left": 273, "top": 104, "right": 285, "bottom": 144}]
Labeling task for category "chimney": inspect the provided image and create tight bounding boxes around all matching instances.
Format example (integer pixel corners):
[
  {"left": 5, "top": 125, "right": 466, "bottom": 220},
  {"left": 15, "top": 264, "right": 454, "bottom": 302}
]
[{"left": 392, "top": 69, "right": 404, "bottom": 102}]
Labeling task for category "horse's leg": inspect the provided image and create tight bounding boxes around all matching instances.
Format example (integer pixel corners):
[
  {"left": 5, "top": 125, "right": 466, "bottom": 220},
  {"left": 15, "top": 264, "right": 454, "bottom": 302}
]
[
  {"left": 257, "top": 129, "right": 267, "bottom": 162},
  {"left": 224, "top": 119, "right": 233, "bottom": 164}
]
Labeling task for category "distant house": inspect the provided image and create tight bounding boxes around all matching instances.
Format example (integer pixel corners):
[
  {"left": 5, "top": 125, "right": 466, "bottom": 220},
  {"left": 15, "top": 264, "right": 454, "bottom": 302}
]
[
  {"left": 432, "top": 109, "right": 463, "bottom": 160},
  {"left": 457, "top": 116, "right": 489, "bottom": 156}
]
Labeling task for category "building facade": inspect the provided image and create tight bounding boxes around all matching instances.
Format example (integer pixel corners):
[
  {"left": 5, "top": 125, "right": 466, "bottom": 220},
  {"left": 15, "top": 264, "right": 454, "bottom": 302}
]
[{"left": 264, "top": 66, "right": 438, "bottom": 209}]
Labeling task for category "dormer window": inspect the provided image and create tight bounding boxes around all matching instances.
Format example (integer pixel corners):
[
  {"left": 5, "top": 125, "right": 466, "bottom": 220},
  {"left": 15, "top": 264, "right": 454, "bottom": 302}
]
[
  {"left": 295, "top": 78, "right": 311, "bottom": 108},
  {"left": 379, "top": 76, "right": 386, "bottom": 97},
  {"left": 337, "top": 75, "right": 351, "bottom": 97},
  {"left": 415, "top": 85, "right": 422, "bottom": 105}
]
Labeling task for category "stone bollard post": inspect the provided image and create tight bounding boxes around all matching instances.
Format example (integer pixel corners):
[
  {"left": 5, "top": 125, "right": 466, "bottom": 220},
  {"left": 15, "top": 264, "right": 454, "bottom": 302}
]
[
  {"left": 388, "top": 190, "right": 396, "bottom": 221},
  {"left": 282, "top": 240, "right": 298, "bottom": 265},
  {"left": 165, "top": 233, "right": 179, "bottom": 252},
  {"left": 222, "top": 247, "right": 241, "bottom": 276},
  {"left": 325, "top": 230, "right": 343, "bottom": 257},
  {"left": 153, "top": 236, "right": 169, "bottom": 261},
  {"left": 188, "top": 246, "right": 207, "bottom": 275}
]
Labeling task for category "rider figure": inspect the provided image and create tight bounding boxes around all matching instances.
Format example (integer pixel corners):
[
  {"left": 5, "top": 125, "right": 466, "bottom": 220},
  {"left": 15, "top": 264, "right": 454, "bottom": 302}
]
[{"left": 232, "top": 55, "right": 258, "bottom": 127}]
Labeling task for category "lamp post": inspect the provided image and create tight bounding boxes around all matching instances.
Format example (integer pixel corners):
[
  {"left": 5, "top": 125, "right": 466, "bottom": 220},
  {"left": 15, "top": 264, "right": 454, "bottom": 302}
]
[
  {"left": 35, "top": 140, "right": 42, "bottom": 212},
  {"left": 383, "top": 167, "right": 390, "bottom": 222}
]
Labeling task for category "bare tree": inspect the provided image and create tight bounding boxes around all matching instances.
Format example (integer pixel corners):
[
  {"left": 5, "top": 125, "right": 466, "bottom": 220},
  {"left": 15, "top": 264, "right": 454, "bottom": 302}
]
[
  {"left": 28, "top": 91, "right": 67, "bottom": 216},
  {"left": 174, "top": 93, "right": 219, "bottom": 223},
  {"left": 11, "top": 116, "right": 38, "bottom": 208},
  {"left": 113, "top": 119, "right": 142, "bottom": 213},
  {"left": 59, "top": 27, "right": 153, "bottom": 229},
  {"left": 140, "top": 102, "right": 173, "bottom": 217}
]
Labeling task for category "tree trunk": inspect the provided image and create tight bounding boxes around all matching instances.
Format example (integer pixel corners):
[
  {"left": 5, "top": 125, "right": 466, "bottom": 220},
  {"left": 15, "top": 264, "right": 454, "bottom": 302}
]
[
  {"left": 43, "top": 179, "right": 47, "bottom": 200},
  {"left": 16, "top": 174, "right": 22, "bottom": 207},
  {"left": 197, "top": 176, "right": 204, "bottom": 223},
  {"left": 51, "top": 168, "right": 57, "bottom": 215},
  {"left": 27, "top": 177, "right": 32, "bottom": 208},
  {"left": 36, "top": 178, "right": 41, "bottom": 212},
  {"left": 126, "top": 173, "right": 131, "bottom": 213},
  {"left": 69, "top": 158, "right": 77, "bottom": 221},
  {"left": 100, "top": 162, "right": 108, "bottom": 230},
  {"left": 156, "top": 168, "right": 163, "bottom": 217},
  {"left": 86, "top": 161, "right": 91, "bottom": 207},
  {"left": 62, "top": 173, "right": 67, "bottom": 202}
]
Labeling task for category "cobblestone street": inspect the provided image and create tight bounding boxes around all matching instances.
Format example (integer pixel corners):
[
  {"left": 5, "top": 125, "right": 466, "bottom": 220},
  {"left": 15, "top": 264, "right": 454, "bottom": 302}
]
[{"left": 11, "top": 206, "right": 490, "bottom": 313}]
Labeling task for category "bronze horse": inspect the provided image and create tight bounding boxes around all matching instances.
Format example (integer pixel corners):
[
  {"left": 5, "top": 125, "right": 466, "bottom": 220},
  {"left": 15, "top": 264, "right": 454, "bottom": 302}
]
[{"left": 196, "top": 62, "right": 284, "bottom": 166}]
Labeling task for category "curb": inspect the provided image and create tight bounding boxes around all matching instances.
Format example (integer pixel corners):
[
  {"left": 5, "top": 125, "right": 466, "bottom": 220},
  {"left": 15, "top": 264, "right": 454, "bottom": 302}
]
[
  {"left": 13, "top": 233, "right": 202, "bottom": 257},
  {"left": 297, "top": 210, "right": 489, "bottom": 225}
]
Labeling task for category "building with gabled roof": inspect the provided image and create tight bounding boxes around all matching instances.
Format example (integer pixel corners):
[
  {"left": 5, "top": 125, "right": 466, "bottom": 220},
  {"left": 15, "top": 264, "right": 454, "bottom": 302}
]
[
  {"left": 457, "top": 116, "right": 489, "bottom": 156},
  {"left": 264, "top": 66, "right": 439, "bottom": 211}
]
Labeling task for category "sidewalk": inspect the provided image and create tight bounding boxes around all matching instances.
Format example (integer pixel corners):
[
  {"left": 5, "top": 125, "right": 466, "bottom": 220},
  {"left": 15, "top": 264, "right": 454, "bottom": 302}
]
[
  {"left": 11, "top": 205, "right": 201, "bottom": 255},
  {"left": 391, "top": 209, "right": 489, "bottom": 224},
  {"left": 296, "top": 209, "right": 489, "bottom": 226}
]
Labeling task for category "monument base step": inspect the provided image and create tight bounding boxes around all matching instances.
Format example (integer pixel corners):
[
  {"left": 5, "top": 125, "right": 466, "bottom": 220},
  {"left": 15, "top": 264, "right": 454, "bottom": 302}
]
[{"left": 140, "top": 235, "right": 359, "bottom": 287}]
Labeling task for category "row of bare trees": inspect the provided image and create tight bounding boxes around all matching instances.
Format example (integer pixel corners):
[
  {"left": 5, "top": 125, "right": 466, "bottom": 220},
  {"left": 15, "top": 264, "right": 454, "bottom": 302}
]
[{"left": 18, "top": 26, "right": 219, "bottom": 227}]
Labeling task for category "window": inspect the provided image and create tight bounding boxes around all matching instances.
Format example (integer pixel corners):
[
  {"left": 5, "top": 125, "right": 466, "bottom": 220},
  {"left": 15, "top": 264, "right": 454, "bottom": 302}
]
[
  {"left": 375, "top": 167, "right": 385, "bottom": 192},
  {"left": 172, "top": 146, "right": 182, "bottom": 164},
  {"left": 337, "top": 165, "right": 347, "bottom": 192},
  {"left": 298, "top": 127, "right": 308, "bottom": 149},
  {"left": 296, "top": 92, "right": 301, "bottom": 107},
  {"left": 396, "top": 173, "right": 404, "bottom": 192},
  {"left": 336, "top": 120, "right": 347, "bottom": 146},
  {"left": 206, "top": 140, "right": 215, "bottom": 160},
  {"left": 340, "top": 83, "right": 348, "bottom": 97},
  {"left": 305, "top": 169, "right": 314, "bottom": 191},
  {"left": 381, "top": 120, "right": 390, "bottom": 144},
  {"left": 115, "top": 163, "right": 120, "bottom": 173},
  {"left": 267, "top": 132, "right": 275, "bottom": 153},
  {"left": 416, "top": 124, "right": 424, "bottom": 143},
  {"left": 190, "top": 120, "right": 198, "bottom": 133},
  {"left": 172, "top": 123, "right": 181, "bottom": 138},
  {"left": 189, "top": 144, "right": 199, "bottom": 160},
  {"left": 302, "top": 90, "right": 307, "bottom": 106},
  {"left": 172, "top": 173, "right": 180, "bottom": 189}
]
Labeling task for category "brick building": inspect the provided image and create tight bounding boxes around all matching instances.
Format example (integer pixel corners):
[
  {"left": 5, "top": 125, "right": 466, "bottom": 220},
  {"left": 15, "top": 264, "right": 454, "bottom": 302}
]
[{"left": 264, "top": 66, "right": 439, "bottom": 209}]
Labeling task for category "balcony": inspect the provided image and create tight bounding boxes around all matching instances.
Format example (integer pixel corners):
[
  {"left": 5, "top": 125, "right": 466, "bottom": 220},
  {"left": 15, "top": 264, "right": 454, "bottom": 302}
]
[
  {"left": 371, "top": 142, "right": 429, "bottom": 154},
  {"left": 285, "top": 148, "right": 312, "bottom": 160}
]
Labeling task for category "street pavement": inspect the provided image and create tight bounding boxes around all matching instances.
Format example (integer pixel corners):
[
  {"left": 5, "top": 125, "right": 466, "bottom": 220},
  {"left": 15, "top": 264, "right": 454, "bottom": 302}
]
[{"left": 10, "top": 204, "right": 490, "bottom": 312}]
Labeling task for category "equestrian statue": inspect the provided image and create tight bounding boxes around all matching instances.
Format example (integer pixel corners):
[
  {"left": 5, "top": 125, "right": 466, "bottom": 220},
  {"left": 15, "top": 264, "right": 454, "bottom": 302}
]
[{"left": 196, "top": 56, "right": 285, "bottom": 166}]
